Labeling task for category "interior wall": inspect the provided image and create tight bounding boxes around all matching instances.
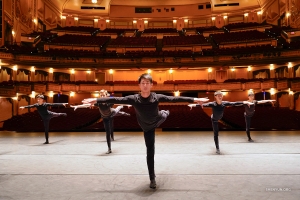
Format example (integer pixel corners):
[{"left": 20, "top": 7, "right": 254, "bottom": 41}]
[{"left": 0, "top": 98, "right": 12, "bottom": 121}]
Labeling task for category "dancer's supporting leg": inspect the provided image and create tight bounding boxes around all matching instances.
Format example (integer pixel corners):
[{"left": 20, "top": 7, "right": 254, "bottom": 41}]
[
  {"left": 110, "top": 117, "right": 114, "bottom": 141},
  {"left": 211, "top": 117, "right": 220, "bottom": 154},
  {"left": 42, "top": 112, "right": 67, "bottom": 144},
  {"left": 43, "top": 117, "right": 50, "bottom": 144},
  {"left": 244, "top": 112, "right": 253, "bottom": 142},
  {"left": 144, "top": 128, "right": 156, "bottom": 189},
  {"left": 103, "top": 118, "right": 112, "bottom": 154}
]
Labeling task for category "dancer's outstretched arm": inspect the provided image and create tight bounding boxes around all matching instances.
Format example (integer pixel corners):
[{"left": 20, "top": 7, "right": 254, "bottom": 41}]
[
  {"left": 256, "top": 100, "right": 276, "bottom": 104},
  {"left": 114, "top": 104, "right": 132, "bottom": 108},
  {"left": 20, "top": 104, "right": 37, "bottom": 109},
  {"left": 188, "top": 101, "right": 253, "bottom": 110},
  {"left": 70, "top": 104, "right": 93, "bottom": 111}
]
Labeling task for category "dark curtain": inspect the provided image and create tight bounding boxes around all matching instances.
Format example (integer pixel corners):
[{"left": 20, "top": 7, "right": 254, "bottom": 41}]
[
  {"left": 53, "top": 94, "right": 68, "bottom": 103},
  {"left": 17, "top": 69, "right": 30, "bottom": 75},
  {"left": 255, "top": 92, "right": 270, "bottom": 100}
]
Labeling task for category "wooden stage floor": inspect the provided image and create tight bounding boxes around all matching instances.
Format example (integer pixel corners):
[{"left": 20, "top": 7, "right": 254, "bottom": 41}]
[{"left": 0, "top": 130, "right": 299, "bottom": 200}]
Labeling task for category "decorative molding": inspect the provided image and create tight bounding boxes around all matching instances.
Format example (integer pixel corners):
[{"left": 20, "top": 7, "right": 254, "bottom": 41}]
[{"left": 12, "top": 0, "right": 15, "bottom": 26}]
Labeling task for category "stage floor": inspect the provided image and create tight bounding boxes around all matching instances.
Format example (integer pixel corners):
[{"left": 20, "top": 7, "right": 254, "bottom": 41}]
[{"left": 0, "top": 130, "right": 299, "bottom": 200}]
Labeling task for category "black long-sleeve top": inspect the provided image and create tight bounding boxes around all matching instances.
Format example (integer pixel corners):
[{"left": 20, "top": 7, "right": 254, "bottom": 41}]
[
  {"left": 244, "top": 100, "right": 258, "bottom": 117},
  {"left": 94, "top": 103, "right": 114, "bottom": 118},
  {"left": 197, "top": 101, "right": 244, "bottom": 121},
  {"left": 96, "top": 92, "right": 195, "bottom": 132},
  {"left": 24, "top": 103, "right": 65, "bottom": 117}
]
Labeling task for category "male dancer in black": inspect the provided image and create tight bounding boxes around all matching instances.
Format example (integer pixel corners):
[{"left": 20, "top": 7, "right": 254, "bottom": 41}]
[
  {"left": 244, "top": 90, "right": 275, "bottom": 142},
  {"left": 71, "top": 89, "right": 131, "bottom": 154},
  {"left": 188, "top": 91, "right": 253, "bottom": 154},
  {"left": 82, "top": 73, "right": 208, "bottom": 189},
  {"left": 19, "top": 94, "right": 67, "bottom": 144}
]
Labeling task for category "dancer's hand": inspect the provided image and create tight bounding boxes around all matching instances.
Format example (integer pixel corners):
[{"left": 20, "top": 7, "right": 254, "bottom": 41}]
[
  {"left": 188, "top": 104, "right": 196, "bottom": 110},
  {"left": 19, "top": 106, "right": 25, "bottom": 110},
  {"left": 63, "top": 103, "right": 68, "bottom": 107},
  {"left": 70, "top": 105, "right": 78, "bottom": 111},
  {"left": 82, "top": 98, "right": 97, "bottom": 105}
]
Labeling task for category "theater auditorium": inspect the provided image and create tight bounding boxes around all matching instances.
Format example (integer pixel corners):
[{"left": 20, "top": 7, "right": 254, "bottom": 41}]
[{"left": 0, "top": 0, "right": 300, "bottom": 199}]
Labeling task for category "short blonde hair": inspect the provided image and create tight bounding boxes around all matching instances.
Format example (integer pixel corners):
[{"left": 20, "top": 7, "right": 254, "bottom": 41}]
[
  {"left": 248, "top": 91, "right": 254, "bottom": 96},
  {"left": 99, "top": 89, "right": 110, "bottom": 97},
  {"left": 214, "top": 91, "right": 223, "bottom": 96}
]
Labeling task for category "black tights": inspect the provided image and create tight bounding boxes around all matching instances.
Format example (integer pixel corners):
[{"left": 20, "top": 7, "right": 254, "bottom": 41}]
[{"left": 144, "top": 129, "right": 155, "bottom": 180}]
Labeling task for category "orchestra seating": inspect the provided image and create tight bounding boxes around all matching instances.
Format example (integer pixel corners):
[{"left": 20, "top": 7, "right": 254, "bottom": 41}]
[
  {"left": 222, "top": 106, "right": 300, "bottom": 130},
  {"left": 3, "top": 108, "right": 100, "bottom": 132},
  {"left": 2, "top": 105, "right": 300, "bottom": 131}
]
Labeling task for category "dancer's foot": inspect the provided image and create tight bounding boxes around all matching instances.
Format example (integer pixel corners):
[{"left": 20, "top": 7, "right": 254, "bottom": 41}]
[
  {"left": 106, "top": 149, "right": 112, "bottom": 154},
  {"left": 150, "top": 179, "right": 156, "bottom": 189},
  {"left": 248, "top": 138, "right": 254, "bottom": 142},
  {"left": 111, "top": 136, "right": 114, "bottom": 141},
  {"left": 43, "top": 141, "right": 49, "bottom": 144},
  {"left": 216, "top": 149, "right": 220, "bottom": 154}
]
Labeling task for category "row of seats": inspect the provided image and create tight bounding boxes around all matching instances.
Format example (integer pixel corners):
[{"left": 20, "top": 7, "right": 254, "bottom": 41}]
[
  {"left": 163, "top": 35, "right": 210, "bottom": 46},
  {"left": 210, "top": 30, "right": 271, "bottom": 45},
  {"left": 121, "top": 50, "right": 195, "bottom": 58},
  {"left": 1, "top": 45, "right": 38, "bottom": 54},
  {"left": 164, "top": 80, "right": 217, "bottom": 84},
  {"left": 106, "top": 80, "right": 158, "bottom": 84},
  {"left": 224, "top": 22, "right": 262, "bottom": 31},
  {"left": 143, "top": 28, "right": 177, "bottom": 33},
  {"left": 3, "top": 108, "right": 101, "bottom": 131},
  {"left": 99, "top": 28, "right": 137, "bottom": 35},
  {"left": 265, "top": 26, "right": 292, "bottom": 37},
  {"left": 43, "top": 49, "right": 103, "bottom": 57},
  {"left": 202, "top": 45, "right": 278, "bottom": 56},
  {"left": 49, "top": 35, "right": 110, "bottom": 46},
  {"left": 52, "top": 26, "right": 100, "bottom": 34},
  {"left": 223, "top": 106, "right": 300, "bottom": 130},
  {"left": 3, "top": 105, "right": 300, "bottom": 131},
  {"left": 108, "top": 36, "right": 157, "bottom": 47},
  {"left": 0, "top": 80, "right": 98, "bottom": 86}
]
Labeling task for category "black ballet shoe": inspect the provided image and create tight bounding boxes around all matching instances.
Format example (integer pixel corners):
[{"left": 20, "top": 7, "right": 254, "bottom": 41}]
[
  {"left": 150, "top": 179, "right": 156, "bottom": 189},
  {"left": 216, "top": 149, "right": 220, "bottom": 154},
  {"left": 106, "top": 149, "right": 112, "bottom": 154},
  {"left": 248, "top": 139, "right": 254, "bottom": 142},
  {"left": 111, "top": 136, "right": 114, "bottom": 141},
  {"left": 43, "top": 141, "right": 49, "bottom": 144}
]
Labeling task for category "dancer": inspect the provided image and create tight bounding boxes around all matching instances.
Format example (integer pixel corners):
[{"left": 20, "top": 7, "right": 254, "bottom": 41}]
[
  {"left": 19, "top": 94, "right": 67, "bottom": 144},
  {"left": 82, "top": 73, "right": 209, "bottom": 189},
  {"left": 243, "top": 90, "right": 275, "bottom": 142},
  {"left": 71, "top": 89, "right": 131, "bottom": 154},
  {"left": 188, "top": 91, "right": 253, "bottom": 154}
]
